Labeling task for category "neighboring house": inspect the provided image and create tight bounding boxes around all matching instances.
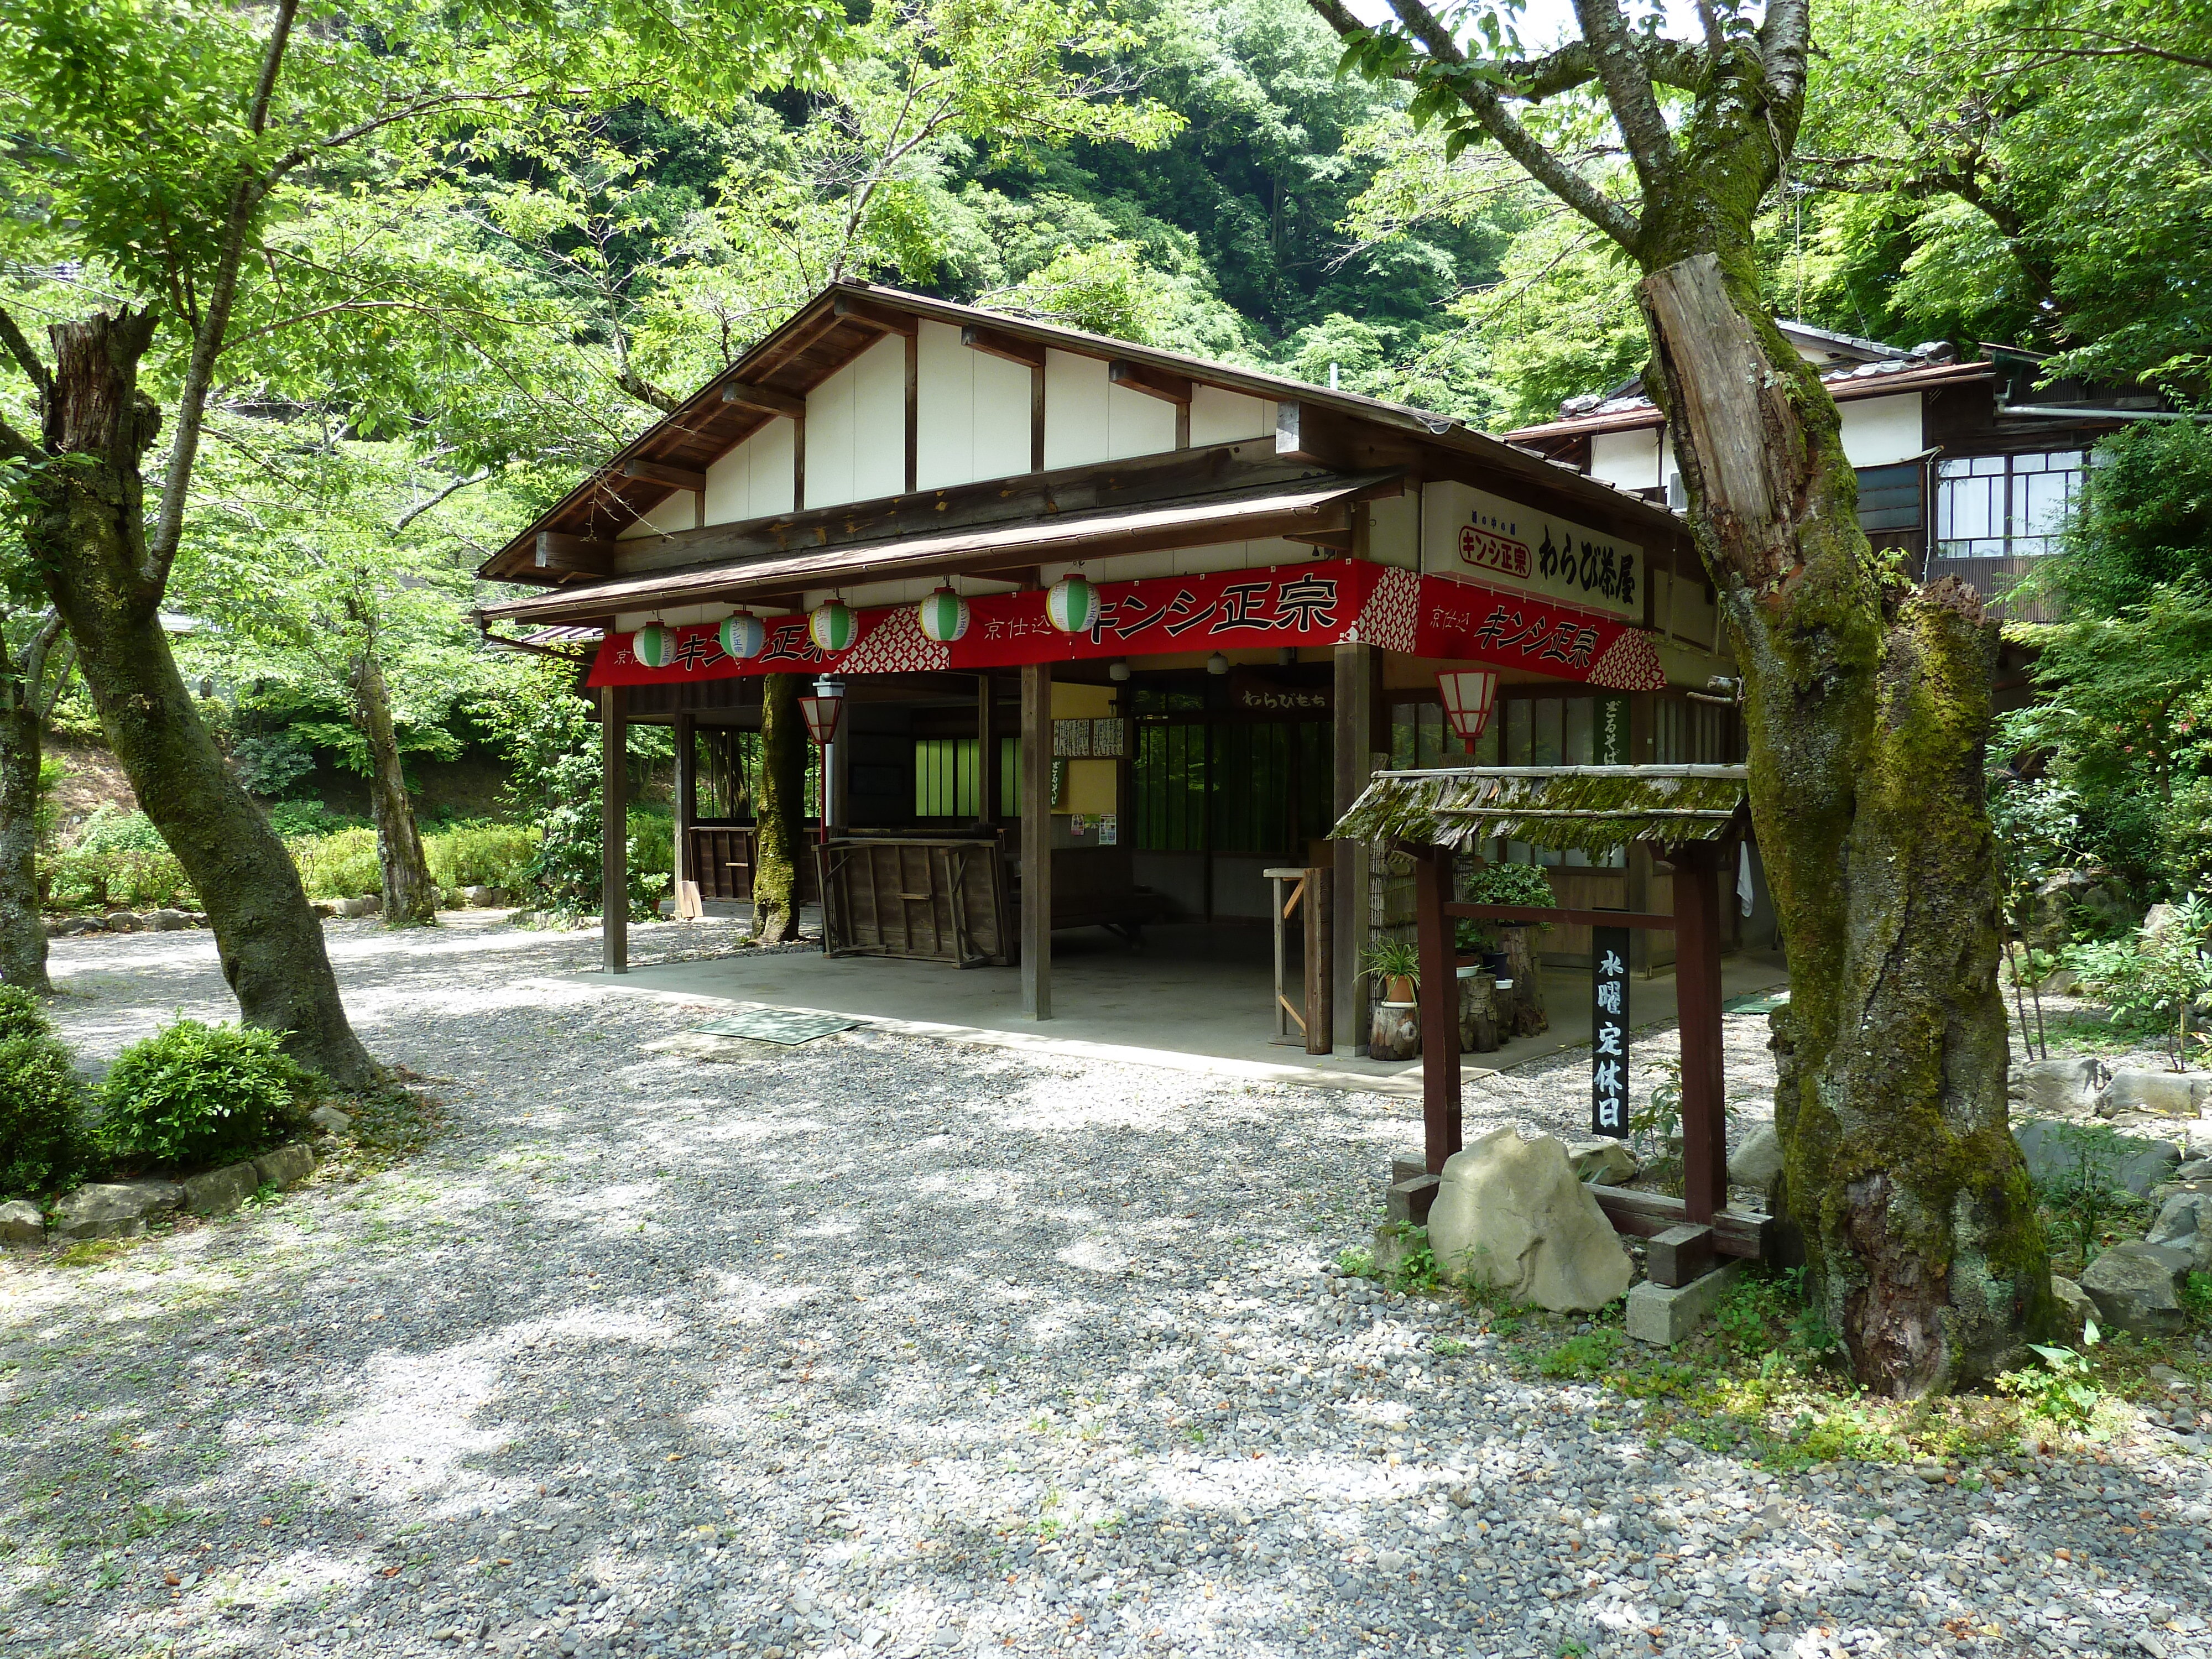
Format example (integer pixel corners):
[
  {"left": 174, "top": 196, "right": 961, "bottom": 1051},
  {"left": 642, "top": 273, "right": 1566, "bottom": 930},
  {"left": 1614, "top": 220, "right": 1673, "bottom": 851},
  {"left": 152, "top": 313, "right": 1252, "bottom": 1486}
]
[{"left": 1506, "top": 324, "right": 2172, "bottom": 623}]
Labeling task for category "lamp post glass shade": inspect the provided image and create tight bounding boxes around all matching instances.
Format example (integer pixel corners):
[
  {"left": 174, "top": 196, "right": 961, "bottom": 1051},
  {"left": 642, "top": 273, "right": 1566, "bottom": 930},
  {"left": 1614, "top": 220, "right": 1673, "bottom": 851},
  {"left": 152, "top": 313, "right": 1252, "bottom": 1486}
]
[
  {"left": 633, "top": 623, "right": 674, "bottom": 670},
  {"left": 808, "top": 599, "right": 857, "bottom": 653},
  {"left": 917, "top": 586, "right": 971, "bottom": 644},
  {"left": 1437, "top": 670, "right": 1499, "bottom": 742},
  {"left": 719, "top": 611, "right": 766, "bottom": 660},
  {"left": 1046, "top": 575, "right": 1098, "bottom": 633},
  {"left": 799, "top": 692, "right": 845, "bottom": 747}
]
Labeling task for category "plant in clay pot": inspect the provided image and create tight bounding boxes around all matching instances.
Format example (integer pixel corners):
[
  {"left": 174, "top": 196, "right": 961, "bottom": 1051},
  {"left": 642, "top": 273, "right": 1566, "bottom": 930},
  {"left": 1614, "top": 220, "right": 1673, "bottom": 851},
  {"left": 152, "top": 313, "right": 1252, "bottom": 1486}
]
[{"left": 1360, "top": 935, "right": 1421, "bottom": 1005}]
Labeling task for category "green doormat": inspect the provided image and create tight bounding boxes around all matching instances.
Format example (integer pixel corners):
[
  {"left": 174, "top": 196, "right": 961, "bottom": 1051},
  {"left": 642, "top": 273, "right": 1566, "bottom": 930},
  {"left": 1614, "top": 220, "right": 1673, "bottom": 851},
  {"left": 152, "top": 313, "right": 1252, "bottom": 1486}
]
[
  {"left": 688, "top": 1009, "right": 860, "bottom": 1045},
  {"left": 1722, "top": 990, "right": 1791, "bottom": 1015}
]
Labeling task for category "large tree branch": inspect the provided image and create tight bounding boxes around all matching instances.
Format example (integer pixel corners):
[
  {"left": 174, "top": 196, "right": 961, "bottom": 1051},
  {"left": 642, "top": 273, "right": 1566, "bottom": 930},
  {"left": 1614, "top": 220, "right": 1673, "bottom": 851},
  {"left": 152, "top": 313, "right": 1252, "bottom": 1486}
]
[
  {"left": 1310, "top": 0, "right": 1642, "bottom": 249},
  {"left": 394, "top": 468, "right": 492, "bottom": 531},
  {"left": 146, "top": 0, "right": 300, "bottom": 598},
  {"left": 1571, "top": 0, "right": 1676, "bottom": 189},
  {"left": 0, "top": 412, "right": 37, "bottom": 466},
  {"left": 0, "top": 305, "right": 55, "bottom": 406},
  {"left": 1992, "top": 26, "right": 2212, "bottom": 74},
  {"left": 1756, "top": 0, "right": 1813, "bottom": 148}
]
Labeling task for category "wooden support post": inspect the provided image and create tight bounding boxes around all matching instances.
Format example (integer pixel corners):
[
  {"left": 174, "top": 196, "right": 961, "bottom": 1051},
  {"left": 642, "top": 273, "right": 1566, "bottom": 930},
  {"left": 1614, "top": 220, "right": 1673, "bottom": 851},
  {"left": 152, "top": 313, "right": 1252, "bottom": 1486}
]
[
  {"left": 1020, "top": 661, "right": 1052, "bottom": 1020},
  {"left": 1672, "top": 841, "right": 1728, "bottom": 1223},
  {"left": 975, "top": 674, "right": 998, "bottom": 827},
  {"left": 1332, "top": 641, "right": 1376, "bottom": 1053},
  {"left": 673, "top": 710, "right": 696, "bottom": 916},
  {"left": 1413, "top": 844, "right": 1462, "bottom": 1175},
  {"left": 1303, "top": 865, "right": 1332, "bottom": 1056},
  {"left": 601, "top": 684, "right": 628, "bottom": 974}
]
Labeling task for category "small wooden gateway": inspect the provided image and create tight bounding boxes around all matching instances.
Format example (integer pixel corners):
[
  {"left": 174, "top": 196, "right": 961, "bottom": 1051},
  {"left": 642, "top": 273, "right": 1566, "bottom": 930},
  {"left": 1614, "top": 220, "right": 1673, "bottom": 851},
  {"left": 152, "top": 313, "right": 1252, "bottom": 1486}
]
[{"left": 1334, "top": 763, "right": 1775, "bottom": 1284}]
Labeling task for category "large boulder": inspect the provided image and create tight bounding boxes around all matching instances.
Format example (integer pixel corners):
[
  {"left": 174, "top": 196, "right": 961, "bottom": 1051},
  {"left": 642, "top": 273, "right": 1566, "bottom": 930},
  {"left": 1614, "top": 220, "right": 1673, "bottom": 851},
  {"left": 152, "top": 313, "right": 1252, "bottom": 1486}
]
[
  {"left": 180, "top": 1162, "right": 259, "bottom": 1218},
  {"left": 1425, "top": 1128, "right": 1632, "bottom": 1312},
  {"left": 2145, "top": 1191, "right": 2212, "bottom": 1274},
  {"left": 1565, "top": 1138, "right": 1637, "bottom": 1186},
  {"left": 2096, "top": 1069, "right": 2211, "bottom": 1120},
  {"left": 2048, "top": 1274, "right": 2098, "bottom": 1340},
  {"left": 2015, "top": 1119, "right": 2180, "bottom": 1198},
  {"left": 2079, "top": 1242, "right": 2193, "bottom": 1337},
  {"left": 253, "top": 1142, "right": 316, "bottom": 1192},
  {"left": 52, "top": 1180, "right": 185, "bottom": 1241},
  {"left": 0, "top": 1200, "right": 44, "bottom": 1247},
  {"left": 2010, "top": 1056, "right": 2103, "bottom": 1117},
  {"left": 1727, "top": 1125, "right": 1785, "bottom": 1196}
]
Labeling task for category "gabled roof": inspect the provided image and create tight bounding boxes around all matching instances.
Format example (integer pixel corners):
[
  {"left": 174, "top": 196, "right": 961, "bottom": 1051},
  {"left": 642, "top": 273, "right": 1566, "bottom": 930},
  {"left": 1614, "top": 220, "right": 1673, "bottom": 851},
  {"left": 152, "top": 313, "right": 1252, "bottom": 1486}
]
[
  {"left": 483, "top": 281, "right": 1688, "bottom": 587},
  {"left": 1509, "top": 357, "right": 1993, "bottom": 444}
]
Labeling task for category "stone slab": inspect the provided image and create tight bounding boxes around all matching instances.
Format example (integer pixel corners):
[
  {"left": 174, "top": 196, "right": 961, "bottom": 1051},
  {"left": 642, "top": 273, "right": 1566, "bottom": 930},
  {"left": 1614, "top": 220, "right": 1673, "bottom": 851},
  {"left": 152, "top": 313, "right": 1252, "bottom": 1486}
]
[
  {"left": 2015, "top": 1118, "right": 2181, "bottom": 1198},
  {"left": 0, "top": 1199, "right": 44, "bottom": 1246},
  {"left": 52, "top": 1180, "right": 184, "bottom": 1241},
  {"left": 1627, "top": 1261, "right": 1745, "bottom": 1346},
  {"left": 2098, "top": 1069, "right": 2211, "bottom": 1120},
  {"left": 252, "top": 1142, "right": 316, "bottom": 1192},
  {"left": 181, "top": 1162, "right": 260, "bottom": 1217}
]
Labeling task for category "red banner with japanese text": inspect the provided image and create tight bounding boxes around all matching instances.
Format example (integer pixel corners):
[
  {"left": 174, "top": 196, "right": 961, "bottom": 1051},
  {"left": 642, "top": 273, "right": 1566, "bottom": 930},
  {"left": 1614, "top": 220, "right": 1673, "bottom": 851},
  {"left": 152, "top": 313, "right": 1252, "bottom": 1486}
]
[{"left": 584, "top": 558, "right": 1665, "bottom": 690}]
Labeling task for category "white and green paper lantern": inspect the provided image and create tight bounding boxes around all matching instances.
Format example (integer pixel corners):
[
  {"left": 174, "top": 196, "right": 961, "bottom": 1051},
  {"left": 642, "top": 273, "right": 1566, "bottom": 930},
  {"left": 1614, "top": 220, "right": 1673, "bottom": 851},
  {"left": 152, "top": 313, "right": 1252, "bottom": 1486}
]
[
  {"left": 917, "top": 586, "right": 970, "bottom": 644},
  {"left": 633, "top": 622, "right": 675, "bottom": 669},
  {"left": 719, "top": 611, "right": 765, "bottom": 660},
  {"left": 808, "top": 598, "right": 857, "bottom": 654},
  {"left": 1046, "top": 574, "right": 1098, "bottom": 634}
]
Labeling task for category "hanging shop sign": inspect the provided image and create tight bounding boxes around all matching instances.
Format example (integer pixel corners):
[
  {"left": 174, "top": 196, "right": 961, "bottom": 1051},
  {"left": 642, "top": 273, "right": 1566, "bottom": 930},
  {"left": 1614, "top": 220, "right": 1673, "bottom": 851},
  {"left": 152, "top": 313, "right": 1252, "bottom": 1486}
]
[
  {"left": 1228, "top": 670, "right": 1329, "bottom": 715},
  {"left": 586, "top": 557, "right": 1667, "bottom": 690},
  {"left": 1591, "top": 930, "right": 1630, "bottom": 1136},
  {"left": 1421, "top": 481, "right": 1644, "bottom": 622}
]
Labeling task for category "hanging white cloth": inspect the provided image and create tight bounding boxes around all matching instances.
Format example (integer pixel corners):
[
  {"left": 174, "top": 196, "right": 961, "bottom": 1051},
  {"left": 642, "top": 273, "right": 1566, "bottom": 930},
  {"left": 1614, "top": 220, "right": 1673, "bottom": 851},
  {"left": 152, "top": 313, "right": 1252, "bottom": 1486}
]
[{"left": 1738, "top": 842, "right": 1756, "bottom": 917}]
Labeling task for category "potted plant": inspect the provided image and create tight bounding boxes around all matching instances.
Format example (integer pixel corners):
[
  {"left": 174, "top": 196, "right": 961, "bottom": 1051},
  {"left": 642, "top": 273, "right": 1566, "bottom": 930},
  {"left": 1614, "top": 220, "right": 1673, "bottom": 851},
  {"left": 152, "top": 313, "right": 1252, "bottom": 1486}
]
[
  {"left": 1458, "top": 860, "right": 1557, "bottom": 1038},
  {"left": 1360, "top": 934, "right": 1421, "bottom": 1005}
]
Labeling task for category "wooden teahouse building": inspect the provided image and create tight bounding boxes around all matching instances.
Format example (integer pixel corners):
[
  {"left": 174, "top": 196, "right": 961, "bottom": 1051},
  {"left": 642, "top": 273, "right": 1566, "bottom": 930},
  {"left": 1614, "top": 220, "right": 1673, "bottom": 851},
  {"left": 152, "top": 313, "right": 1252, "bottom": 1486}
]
[{"left": 478, "top": 283, "right": 1747, "bottom": 1052}]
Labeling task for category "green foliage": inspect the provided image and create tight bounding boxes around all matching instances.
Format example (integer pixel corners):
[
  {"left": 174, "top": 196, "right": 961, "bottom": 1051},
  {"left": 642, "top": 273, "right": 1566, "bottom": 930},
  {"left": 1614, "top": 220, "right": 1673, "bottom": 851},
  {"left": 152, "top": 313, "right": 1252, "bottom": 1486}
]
[
  {"left": 1334, "top": 1243, "right": 1375, "bottom": 1277},
  {"left": 1538, "top": 1327, "right": 1623, "bottom": 1379},
  {"left": 40, "top": 807, "right": 195, "bottom": 912},
  {"left": 424, "top": 822, "right": 542, "bottom": 891},
  {"left": 1995, "top": 1329, "right": 2104, "bottom": 1432},
  {"left": 0, "top": 987, "right": 92, "bottom": 1198},
  {"left": 2031, "top": 1121, "right": 2148, "bottom": 1267},
  {"left": 95, "top": 1021, "right": 316, "bottom": 1171},
  {"left": 2068, "top": 899, "right": 2212, "bottom": 1071},
  {"left": 264, "top": 801, "right": 366, "bottom": 839},
  {"left": 289, "top": 828, "right": 382, "bottom": 901},
  {"left": 1358, "top": 932, "right": 1420, "bottom": 989},
  {"left": 1460, "top": 860, "right": 1556, "bottom": 924},
  {"left": 0, "top": 1026, "right": 92, "bottom": 1200},
  {"left": 1384, "top": 1224, "right": 1440, "bottom": 1292}
]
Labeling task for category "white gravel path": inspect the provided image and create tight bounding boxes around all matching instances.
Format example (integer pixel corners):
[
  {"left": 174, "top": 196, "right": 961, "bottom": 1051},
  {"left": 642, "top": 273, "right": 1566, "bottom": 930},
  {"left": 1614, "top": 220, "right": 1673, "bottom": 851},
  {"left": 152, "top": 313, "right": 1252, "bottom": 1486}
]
[{"left": 2, "top": 918, "right": 2208, "bottom": 1659}]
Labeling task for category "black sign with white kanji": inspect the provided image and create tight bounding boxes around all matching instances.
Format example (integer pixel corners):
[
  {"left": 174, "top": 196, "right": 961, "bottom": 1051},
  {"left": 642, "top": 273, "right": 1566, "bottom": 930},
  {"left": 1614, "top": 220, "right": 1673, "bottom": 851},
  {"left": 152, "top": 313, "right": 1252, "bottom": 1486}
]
[{"left": 1591, "top": 928, "right": 1630, "bottom": 1135}]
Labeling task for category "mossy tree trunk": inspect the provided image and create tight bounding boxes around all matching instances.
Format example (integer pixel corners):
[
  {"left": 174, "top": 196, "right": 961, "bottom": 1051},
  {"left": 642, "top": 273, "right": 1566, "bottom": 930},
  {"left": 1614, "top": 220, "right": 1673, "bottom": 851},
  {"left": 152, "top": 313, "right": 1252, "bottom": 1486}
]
[
  {"left": 347, "top": 627, "right": 437, "bottom": 927},
  {"left": 753, "top": 672, "right": 808, "bottom": 943},
  {"left": 0, "top": 617, "right": 60, "bottom": 993},
  {"left": 1314, "top": 0, "right": 2053, "bottom": 1393},
  {"left": 9, "top": 310, "right": 378, "bottom": 1088}
]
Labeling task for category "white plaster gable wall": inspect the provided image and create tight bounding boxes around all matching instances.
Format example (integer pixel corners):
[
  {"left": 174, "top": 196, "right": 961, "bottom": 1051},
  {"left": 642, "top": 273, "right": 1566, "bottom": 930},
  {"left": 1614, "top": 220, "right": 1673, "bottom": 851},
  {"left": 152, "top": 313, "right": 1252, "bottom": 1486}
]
[
  {"left": 1366, "top": 492, "right": 1418, "bottom": 570},
  {"left": 614, "top": 487, "right": 699, "bottom": 541},
  {"left": 701, "top": 419, "right": 796, "bottom": 526},
  {"left": 1838, "top": 394, "right": 1922, "bottom": 467},
  {"left": 914, "top": 320, "right": 1034, "bottom": 490},
  {"left": 1590, "top": 428, "right": 1662, "bottom": 493},
  {"left": 1043, "top": 350, "right": 1180, "bottom": 468},
  {"left": 1188, "top": 385, "right": 1270, "bottom": 447},
  {"left": 806, "top": 335, "right": 906, "bottom": 509}
]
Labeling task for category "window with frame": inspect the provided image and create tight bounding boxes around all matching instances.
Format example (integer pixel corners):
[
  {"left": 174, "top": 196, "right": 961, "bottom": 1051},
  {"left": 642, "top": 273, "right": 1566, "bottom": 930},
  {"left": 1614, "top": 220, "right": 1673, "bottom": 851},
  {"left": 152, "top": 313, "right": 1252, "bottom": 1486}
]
[{"left": 1934, "top": 451, "right": 2085, "bottom": 560}]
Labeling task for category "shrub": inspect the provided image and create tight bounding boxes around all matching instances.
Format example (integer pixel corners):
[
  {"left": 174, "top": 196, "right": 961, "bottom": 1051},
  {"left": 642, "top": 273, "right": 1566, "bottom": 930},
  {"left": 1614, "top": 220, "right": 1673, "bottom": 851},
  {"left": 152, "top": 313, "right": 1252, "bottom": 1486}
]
[
  {"left": 40, "top": 805, "right": 196, "bottom": 911},
  {"left": 95, "top": 1021, "right": 315, "bottom": 1170},
  {"left": 288, "top": 827, "right": 381, "bottom": 899},
  {"left": 0, "top": 995, "right": 92, "bottom": 1198},
  {"left": 266, "top": 800, "right": 365, "bottom": 839},
  {"left": 1461, "top": 860, "right": 1558, "bottom": 910},
  {"left": 424, "top": 821, "right": 541, "bottom": 890}
]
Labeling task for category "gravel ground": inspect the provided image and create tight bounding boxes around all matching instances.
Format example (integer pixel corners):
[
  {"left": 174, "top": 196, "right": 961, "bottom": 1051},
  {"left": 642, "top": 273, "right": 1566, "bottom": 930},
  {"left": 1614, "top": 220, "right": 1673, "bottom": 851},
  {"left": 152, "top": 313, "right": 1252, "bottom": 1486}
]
[{"left": 3, "top": 918, "right": 2209, "bottom": 1659}]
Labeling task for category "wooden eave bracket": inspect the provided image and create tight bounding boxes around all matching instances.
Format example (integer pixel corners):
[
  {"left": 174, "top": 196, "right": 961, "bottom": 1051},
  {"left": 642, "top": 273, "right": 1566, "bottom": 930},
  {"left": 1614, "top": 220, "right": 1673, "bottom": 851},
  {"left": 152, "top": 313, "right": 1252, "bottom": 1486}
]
[
  {"left": 622, "top": 458, "right": 707, "bottom": 492},
  {"left": 535, "top": 531, "right": 617, "bottom": 576},
  {"left": 962, "top": 325, "right": 1046, "bottom": 369},
  {"left": 1109, "top": 359, "right": 1192, "bottom": 405},
  {"left": 721, "top": 380, "right": 806, "bottom": 419},
  {"left": 833, "top": 295, "right": 919, "bottom": 337}
]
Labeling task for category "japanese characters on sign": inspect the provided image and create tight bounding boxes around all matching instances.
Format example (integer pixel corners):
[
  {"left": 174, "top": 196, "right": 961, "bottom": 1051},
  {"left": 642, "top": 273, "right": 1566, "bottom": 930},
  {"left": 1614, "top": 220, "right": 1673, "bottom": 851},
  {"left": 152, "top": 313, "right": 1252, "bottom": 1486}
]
[
  {"left": 1591, "top": 927, "right": 1630, "bottom": 1136},
  {"left": 1421, "top": 481, "right": 1644, "bottom": 622}
]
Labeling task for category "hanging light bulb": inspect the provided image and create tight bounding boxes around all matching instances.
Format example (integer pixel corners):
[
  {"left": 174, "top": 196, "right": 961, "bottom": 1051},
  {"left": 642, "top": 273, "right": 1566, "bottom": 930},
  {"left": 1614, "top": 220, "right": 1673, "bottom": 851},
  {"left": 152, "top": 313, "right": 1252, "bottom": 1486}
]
[
  {"left": 1108, "top": 661, "right": 1130, "bottom": 682},
  {"left": 808, "top": 597, "right": 857, "bottom": 653},
  {"left": 634, "top": 622, "right": 674, "bottom": 670},
  {"left": 1206, "top": 652, "right": 1229, "bottom": 676},
  {"left": 916, "top": 585, "right": 970, "bottom": 644},
  {"left": 719, "top": 611, "right": 765, "bottom": 660},
  {"left": 1046, "top": 574, "right": 1098, "bottom": 634}
]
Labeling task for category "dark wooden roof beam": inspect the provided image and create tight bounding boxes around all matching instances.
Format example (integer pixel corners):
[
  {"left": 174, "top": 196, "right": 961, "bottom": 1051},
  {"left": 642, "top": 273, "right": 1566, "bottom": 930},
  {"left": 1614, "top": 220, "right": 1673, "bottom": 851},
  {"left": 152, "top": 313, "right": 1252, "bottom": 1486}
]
[
  {"left": 1109, "top": 359, "right": 1192, "bottom": 405},
  {"left": 721, "top": 381, "right": 807, "bottom": 419},
  {"left": 833, "top": 295, "right": 918, "bottom": 337},
  {"left": 622, "top": 458, "right": 707, "bottom": 492},
  {"left": 536, "top": 533, "right": 617, "bottom": 576},
  {"left": 962, "top": 325, "right": 1047, "bottom": 369}
]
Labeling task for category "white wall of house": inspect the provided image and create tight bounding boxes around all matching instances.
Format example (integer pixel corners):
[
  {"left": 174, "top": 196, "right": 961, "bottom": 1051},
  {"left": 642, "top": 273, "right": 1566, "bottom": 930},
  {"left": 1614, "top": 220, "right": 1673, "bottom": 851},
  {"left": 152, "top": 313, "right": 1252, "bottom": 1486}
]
[
  {"left": 1839, "top": 393, "right": 1923, "bottom": 466},
  {"left": 1042, "top": 349, "right": 1179, "bottom": 468},
  {"left": 614, "top": 487, "right": 700, "bottom": 541},
  {"left": 702, "top": 418, "right": 796, "bottom": 526},
  {"left": 1589, "top": 427, "right": 1663, "bottom": 493},
  {"left": 1188, "top": 385, "right": 1271, "bottom": 447},
  {"left": 914, "top": 320, "right": 1034, "bottom": 491},
  {"left": 806, "top": 334, "right": 907, "bottom": 509},
  {"left": 1366, "top": 492, "right": 1418, "bottom": 570}
]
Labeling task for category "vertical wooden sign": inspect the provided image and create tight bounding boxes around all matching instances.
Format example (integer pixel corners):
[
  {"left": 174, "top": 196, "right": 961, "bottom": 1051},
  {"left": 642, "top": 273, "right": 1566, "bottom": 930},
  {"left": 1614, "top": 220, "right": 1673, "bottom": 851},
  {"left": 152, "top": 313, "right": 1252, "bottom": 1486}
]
[
  {"left": 1595, "top": 691, "right": 1630, "bottom": 765},
  {"left": 1591, "top": 927, "right": 1629, "bottom": 1135}
]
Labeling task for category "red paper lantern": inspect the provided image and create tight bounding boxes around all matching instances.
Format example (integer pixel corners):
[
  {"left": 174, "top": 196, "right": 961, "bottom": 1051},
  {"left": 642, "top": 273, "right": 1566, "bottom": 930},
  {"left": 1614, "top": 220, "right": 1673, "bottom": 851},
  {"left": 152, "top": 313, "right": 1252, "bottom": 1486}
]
[
  {"left": 1437, "top": 670, "right": 1499, "bottom": 743},
  {"left": 799, "top": 691, "right": 845, "bottom": 747}
]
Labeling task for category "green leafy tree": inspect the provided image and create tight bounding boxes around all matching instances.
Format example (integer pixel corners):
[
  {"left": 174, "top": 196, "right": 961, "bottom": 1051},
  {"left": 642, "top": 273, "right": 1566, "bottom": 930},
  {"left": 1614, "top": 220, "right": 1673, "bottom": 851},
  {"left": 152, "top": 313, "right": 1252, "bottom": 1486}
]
[{"left": 1316, "top": 0, "right": 2054, "bottom": 1395}]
